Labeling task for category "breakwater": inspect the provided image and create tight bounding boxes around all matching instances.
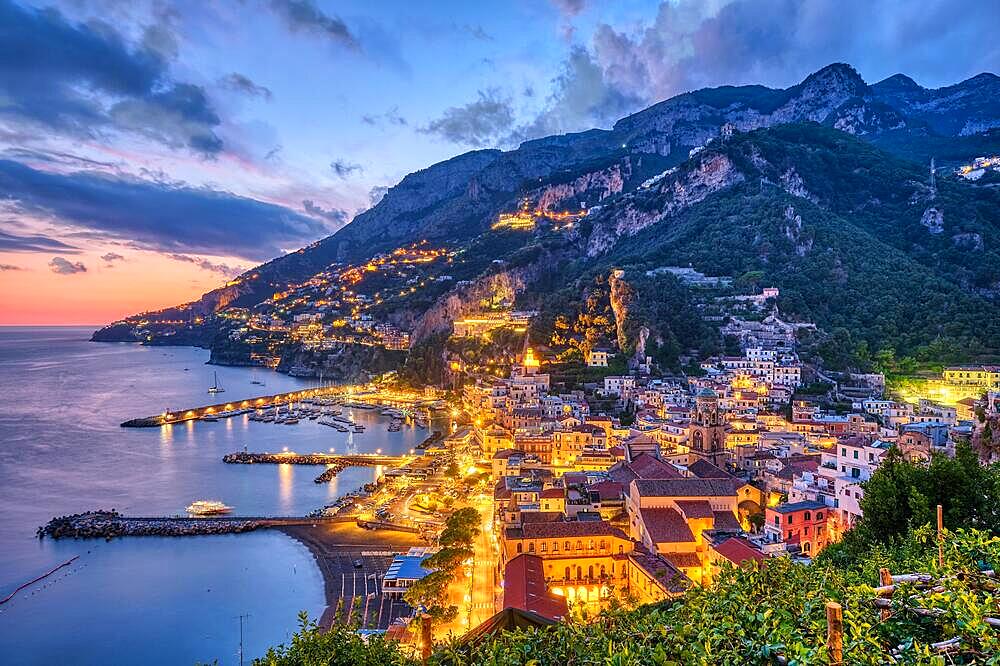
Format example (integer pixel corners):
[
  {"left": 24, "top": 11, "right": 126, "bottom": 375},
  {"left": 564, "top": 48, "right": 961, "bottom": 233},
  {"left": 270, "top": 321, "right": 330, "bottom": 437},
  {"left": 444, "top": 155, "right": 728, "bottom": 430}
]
[
  {"left": 37, "top": 511, "right": 341, "bottom": 540},
  {"left": 121, "top": 386, "right": 351, "bottom": 427},
  {"left": 223, "top": 451, "right": 409, "bottom": 483}
]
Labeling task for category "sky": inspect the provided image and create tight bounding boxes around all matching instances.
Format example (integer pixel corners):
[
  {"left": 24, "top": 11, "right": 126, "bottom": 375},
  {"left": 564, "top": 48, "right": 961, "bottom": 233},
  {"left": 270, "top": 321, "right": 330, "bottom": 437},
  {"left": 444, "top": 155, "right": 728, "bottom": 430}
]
[{"left": 1, "top": 0, "right": 998, "bottom": 325}]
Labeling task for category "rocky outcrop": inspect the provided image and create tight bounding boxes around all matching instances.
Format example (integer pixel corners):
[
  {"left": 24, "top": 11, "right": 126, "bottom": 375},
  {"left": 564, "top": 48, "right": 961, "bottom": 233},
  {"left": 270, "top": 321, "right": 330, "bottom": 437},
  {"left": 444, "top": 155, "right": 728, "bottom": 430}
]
[
  {"left": 608, "top": 269, "right": 639, "bottom": 354},
  {"left": 783, "top": 205, "right": 813, "bottom": 256},
  {"left": 920, "top": 207, "right": 944, "bottom": 234},
  {"left": 533, "top": 159, "right": 630, "bottom": 210},
  {"left": 275, "top": 342, "right": 404, "bottom": 380},
  {"left": 409, "top": 262, "right": 544, "bottom": 344},
  {"left": 952, "top": 232, "right": 984, "bottom": 251}
]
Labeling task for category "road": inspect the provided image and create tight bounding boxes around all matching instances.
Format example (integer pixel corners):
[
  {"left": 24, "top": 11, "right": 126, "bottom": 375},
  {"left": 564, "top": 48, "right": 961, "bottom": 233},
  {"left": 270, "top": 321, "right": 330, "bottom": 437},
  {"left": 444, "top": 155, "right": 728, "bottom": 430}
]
[{"left": 468, "top": 494, "right": 500, "bottom": 628}]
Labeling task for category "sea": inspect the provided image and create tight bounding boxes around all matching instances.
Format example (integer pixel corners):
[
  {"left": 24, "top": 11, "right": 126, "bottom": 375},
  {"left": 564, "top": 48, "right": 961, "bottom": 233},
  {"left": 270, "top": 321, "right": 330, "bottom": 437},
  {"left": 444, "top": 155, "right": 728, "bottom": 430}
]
[{"left": 0, "top": 327, "right": 428, "bottom": 665}]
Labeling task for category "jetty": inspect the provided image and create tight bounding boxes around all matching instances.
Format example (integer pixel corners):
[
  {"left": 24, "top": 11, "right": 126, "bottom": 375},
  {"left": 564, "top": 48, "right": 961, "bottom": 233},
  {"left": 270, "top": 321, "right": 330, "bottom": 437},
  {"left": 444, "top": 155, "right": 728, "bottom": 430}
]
[
  {"left": 121, "top": 386, "right": 350, "bottom": 427},
  {"left": 223, "top": 451, "right": 412, "bottom": 483},
  {"left": 37, "top": 511, "right": 351, "bottom": 540}
]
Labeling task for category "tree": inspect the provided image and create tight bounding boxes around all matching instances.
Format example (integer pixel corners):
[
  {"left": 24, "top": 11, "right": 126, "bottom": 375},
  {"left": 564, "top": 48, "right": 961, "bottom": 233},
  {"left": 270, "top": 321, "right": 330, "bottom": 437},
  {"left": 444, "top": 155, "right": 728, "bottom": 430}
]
[{"left": 404, "top": 569, "right": 457, "bottom": 622}]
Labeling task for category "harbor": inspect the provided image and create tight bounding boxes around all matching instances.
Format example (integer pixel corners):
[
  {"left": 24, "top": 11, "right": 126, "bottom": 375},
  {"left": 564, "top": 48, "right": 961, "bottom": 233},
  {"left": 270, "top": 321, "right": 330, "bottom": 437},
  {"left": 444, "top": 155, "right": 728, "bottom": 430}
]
[
  {"left": 37, "top": 511, "right": 353, "bottom": 539},
  {"left": 120, "top": 385, "right": 449, "bottom": 428}
]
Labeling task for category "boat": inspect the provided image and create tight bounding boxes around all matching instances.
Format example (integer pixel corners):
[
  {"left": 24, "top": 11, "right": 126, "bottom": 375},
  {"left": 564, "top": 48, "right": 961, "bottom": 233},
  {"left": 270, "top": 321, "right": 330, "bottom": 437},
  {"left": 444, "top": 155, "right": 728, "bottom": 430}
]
[
  {"left": 207, "top": 371, "right": 225, "bottom": 394},
  {"left": 186, "top": 500, "right": 232, "bottom": 516}
]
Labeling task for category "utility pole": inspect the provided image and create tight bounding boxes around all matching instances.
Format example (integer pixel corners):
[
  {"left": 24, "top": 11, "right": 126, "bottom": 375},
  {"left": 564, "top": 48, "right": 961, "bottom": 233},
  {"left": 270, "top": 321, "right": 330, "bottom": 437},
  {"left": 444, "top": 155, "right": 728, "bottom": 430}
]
[{"left": 235, "top": 613, "right": 251, "bottom": 666}]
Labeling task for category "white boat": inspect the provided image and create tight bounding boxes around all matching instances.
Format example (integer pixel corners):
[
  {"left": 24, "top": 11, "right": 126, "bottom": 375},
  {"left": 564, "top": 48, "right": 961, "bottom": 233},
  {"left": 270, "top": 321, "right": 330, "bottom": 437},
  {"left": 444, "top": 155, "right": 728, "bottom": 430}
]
[
  {"left": 186, "top": 500, "right": 232, "bottom": 516},
  {"left": 207, "top": 371, "right": 225, "bottom": 394}
]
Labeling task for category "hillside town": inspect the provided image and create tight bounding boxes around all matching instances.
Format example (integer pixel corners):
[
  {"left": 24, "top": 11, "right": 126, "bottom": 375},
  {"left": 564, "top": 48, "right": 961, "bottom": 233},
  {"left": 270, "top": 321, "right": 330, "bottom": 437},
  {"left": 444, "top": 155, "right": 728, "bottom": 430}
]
[{"left": 357, "top": 294, "right": 1000, "bottom": 650}]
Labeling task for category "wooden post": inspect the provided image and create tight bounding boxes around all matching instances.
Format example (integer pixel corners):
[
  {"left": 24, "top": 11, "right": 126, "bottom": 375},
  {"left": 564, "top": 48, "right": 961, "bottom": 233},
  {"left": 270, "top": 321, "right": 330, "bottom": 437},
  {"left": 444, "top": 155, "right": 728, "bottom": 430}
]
[
  {"left": 826, "top": 602, "right": 844, "bottom": 665},
  {"left": 421, "top": 614, "right": 432, "bottom": 663},
  {"left": 878, "top": 568, "right": 892, "bottom": 621},
  {"left": 937, "top": 504, "right": 944, "bottom": 568}
]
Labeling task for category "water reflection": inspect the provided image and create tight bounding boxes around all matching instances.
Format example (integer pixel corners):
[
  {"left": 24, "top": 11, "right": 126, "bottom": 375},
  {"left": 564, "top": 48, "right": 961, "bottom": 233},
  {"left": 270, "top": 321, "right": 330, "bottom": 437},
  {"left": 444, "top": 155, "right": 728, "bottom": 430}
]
[{"left": 278, "top": 463, "right": 293, "bottom": 513}]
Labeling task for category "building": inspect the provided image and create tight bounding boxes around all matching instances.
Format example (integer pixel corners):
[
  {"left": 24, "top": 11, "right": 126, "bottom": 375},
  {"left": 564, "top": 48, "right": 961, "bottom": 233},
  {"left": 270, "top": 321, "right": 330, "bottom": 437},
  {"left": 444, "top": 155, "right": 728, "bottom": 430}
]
[
  {"left": 687, "top": 388, "right": 728, "bottom": 468},
  {"left": 586, "top": 348, "right": 611, "bottom": 367},
  {"left": 381, "top": 547, "right": 436, "bottom": 598},
  {"left": 502, "top": 554, "right": 569, "bottom": 620},
  {"left": 764, "top": 500, "right": 832, "bottom": 557}
]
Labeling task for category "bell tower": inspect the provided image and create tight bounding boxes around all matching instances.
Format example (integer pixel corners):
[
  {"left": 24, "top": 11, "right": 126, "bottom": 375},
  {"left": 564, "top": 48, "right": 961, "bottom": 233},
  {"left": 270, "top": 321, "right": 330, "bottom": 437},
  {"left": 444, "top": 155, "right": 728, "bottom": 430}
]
[{"left": 688, "top": 388, "right": 728, "bottom": 468}]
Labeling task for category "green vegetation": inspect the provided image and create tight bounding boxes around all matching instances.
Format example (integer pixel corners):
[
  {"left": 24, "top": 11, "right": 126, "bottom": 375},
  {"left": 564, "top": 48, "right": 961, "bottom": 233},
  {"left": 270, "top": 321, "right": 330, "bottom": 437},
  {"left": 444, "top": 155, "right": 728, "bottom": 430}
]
[
  {"left": 259, "top": 526, "right": 1000, "bottom": 665},
  {"left": 403, "top": 508, "right": 481, "bottom": 623},
  {"left": 823, "top": 442, "right": 1000, "bottom": 567}
]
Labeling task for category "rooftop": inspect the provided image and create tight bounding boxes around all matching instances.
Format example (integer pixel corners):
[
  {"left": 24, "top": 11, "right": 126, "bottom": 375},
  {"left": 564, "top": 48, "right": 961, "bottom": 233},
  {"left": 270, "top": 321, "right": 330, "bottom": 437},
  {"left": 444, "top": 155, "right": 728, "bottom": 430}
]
[
  {"left": 637, "top": 507, "right": 695, "bottom": 544},
  {"left": 712, "top": 537, "right": 766, "bottom": 565},
  {"left": 769, "top": 500, "right": 828, "bottom": 514},
  {"left": 633, "top": 478, "right": 738, "bottom": 499}
]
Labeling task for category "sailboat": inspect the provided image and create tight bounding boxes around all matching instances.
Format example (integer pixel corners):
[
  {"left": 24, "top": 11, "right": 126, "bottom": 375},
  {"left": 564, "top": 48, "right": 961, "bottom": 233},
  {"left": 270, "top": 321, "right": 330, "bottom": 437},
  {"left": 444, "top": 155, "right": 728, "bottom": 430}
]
[{"left": 207, "top": 371, "right": 225, "bottom": 394}]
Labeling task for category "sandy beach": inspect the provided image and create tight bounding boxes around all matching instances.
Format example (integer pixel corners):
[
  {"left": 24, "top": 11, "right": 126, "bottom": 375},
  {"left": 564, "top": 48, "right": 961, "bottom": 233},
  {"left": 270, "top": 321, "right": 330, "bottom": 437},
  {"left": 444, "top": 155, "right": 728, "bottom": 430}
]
[{"left": 277, "top": 521, "right": 424, "bottom": 629}]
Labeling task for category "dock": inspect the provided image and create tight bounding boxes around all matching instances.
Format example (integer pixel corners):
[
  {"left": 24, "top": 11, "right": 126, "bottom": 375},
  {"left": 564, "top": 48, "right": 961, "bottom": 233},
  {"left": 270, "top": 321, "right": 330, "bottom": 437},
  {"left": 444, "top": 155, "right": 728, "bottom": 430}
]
[
  {"left": 38, "top": 511, "right": 353, "bottom": 539},
  {"left": 120, "top": 386, "right": 351, "bottom": 427}
]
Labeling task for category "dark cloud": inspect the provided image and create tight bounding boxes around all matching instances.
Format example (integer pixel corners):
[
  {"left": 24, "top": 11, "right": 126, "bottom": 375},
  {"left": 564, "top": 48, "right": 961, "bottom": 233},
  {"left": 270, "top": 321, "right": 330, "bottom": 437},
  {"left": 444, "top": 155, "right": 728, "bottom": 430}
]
[
  {"left": 0, "top": 263, "right": 23, "bottom": 271},
  {"left": 101, "top": 252, "right": 125, "bottom": 263},
  {"left": 0, "top": 0, "right": 223, "bottom": 156},
  {"left": 220, "top": 73, "right": 273, "bottom": 100},
  {"left": 49, "top": 256, "right": 87, "bottom": 274},
  {"left": 167, "top": 253, "right": 244, "bottom": 277},
  {"left": 361, "top": 107, "right": 408, "bottom": 127},
  {"left": 0, "top": 229, "right": 81, "bottom": 253},
  {"left": 421, "top": 89, "right": 515, "bottom": 147},
  {"left": 330, "top": 159, "right": 362, "bottom": 178},
  {"left": 268, "top": 0, "right": 359, "bottom": 50},
  {"left": 511, "top": 0, "right": 1000, "bottom": 144},
  {"left": 0, "top": 160, "right": 332, "bottom": 261},
  {"left": 302, "top": 200, "right": 350, "bottom": 226}
]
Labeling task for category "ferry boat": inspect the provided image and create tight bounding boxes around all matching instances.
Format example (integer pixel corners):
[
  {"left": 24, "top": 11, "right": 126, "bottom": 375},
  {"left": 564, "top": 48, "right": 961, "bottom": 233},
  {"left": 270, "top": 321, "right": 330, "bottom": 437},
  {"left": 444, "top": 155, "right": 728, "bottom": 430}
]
[
  {"left": 207, "top": 371, "right": 225, "bottom": 394},
  {"left": 186, "top": 500, "right": 232, "bottom": 516}
]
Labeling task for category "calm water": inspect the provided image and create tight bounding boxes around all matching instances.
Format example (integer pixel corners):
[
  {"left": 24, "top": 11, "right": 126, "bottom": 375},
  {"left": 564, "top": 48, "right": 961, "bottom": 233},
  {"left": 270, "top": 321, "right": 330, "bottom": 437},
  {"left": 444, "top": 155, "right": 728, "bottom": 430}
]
[{"left": 0, "top": 327, "right": 426, "bottom": 665}]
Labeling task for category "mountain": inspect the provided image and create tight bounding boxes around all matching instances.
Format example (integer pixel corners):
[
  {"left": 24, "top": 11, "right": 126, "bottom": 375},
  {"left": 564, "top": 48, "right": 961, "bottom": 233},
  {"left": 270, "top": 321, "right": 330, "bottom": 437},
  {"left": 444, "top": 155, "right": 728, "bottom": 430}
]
[{"left": 93, "top": 63, "right": 1000, "bottom": 375}]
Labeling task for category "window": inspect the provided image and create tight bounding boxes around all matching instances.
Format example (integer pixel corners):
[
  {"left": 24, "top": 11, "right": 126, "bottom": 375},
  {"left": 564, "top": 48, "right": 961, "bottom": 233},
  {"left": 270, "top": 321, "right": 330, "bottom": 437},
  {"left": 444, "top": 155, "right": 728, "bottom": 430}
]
[
  {"left": 576, "top": 540, "right": 583, "bottom": 551},
  {"left": 787, "top": 515, "right": 793, "bottom": 524},
  {"left": 565, "top": 540, "right": 571, "bottom": 551},
  {"left": 553, "top": 542, "right": 559, "bottom": 553},
  {"left": 528, "top": 542, "right": 535, "bottom": 553},
  {"left": 540, "top": 542, "right": 547, "bottom": 552},
  {"left": 816, "top": 512, "right": 823, "bottom": 520},
  {"left": 853, "top": 450, "right": 859, "bottom": 459},
  {"left": 804, "top": 511, "right": 811, "bottom": 521},
  {"left": 773, "top": 516, "right": 780, "bottom": 526},
  {"left": 516, "top": 543, "right": 523, "bottom": 554},
  {"left": 804, "top": 526, "right": 810, "bottom": 536},
  {"left": 841, "top": 447, "right": 846, "bottom": 456}
]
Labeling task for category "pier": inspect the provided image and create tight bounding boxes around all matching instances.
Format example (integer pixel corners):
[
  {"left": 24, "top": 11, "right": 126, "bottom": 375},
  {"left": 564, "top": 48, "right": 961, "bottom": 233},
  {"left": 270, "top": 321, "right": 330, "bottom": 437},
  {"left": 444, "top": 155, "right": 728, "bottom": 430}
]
[
  {"left": 120, "top": 386, "right": 351, "bottom": 427},
  {"left": 38, "top": 511, "right": 353, "bottom": 540},
  {"left": 222, "top": 451, "right": 409, "bottom": 466},
  {"left": 120, "top": 386, "right": 449, "bottom": 428}
]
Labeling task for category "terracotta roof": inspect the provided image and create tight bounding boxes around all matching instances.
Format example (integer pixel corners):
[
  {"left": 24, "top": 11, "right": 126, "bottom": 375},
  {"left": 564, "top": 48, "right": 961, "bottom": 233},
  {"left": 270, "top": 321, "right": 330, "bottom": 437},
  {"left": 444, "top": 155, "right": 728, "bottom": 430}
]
[
  {"left": 688, "top": 458, "right": 737, "bottom": 480},
  {"left": 503, "top": 554, "right": 568, "bottom": 620},
  {"left": 493, "top": 449, "right": 522, "bottom": 460},
  {"left": 587, "top": 480, "right": 624, "bottom": 502},
  {"left": 675, "top": 500, "right": 714, "bottom": 519},
  {"left": 712, "top": 537, "right": 765, "bottom": 565},
  {"left": 608, "top": 453, "right": 682, "bottom": 485},
  {"left": 637, "top": 507, "right": 695, "bottom": 544},
  {"left": 507, "top": 520, "right": 628, "bottom": 541},
  {"left": 633, "top": 478, "right": 737, "bottom": 499},
  {"left": 540, "top": 488, "right": 565, "bottom": 499},
  {"left": 627, "top": 547, "right": 689, "bottom": 594},
  {"left": 664, "top": 552, "right": 702, "bottom": 568},
  {"left": 712, "top": 510, "right": 742, "bottom": 532}
]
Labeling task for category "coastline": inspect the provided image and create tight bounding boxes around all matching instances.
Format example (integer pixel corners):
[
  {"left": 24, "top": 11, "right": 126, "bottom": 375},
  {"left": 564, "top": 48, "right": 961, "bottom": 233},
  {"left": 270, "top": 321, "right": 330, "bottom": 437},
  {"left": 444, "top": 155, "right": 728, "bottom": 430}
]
[{"left": 276, "top": 522, "right": 423, "bottom": 629}]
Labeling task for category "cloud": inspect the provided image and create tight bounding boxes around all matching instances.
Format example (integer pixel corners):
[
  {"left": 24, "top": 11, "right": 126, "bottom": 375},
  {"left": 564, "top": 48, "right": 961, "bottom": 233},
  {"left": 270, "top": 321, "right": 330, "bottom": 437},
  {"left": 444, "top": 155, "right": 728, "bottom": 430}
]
[
  {"left": 219, "top": 73, "right": 273, "bottom": 100},
  {"left": 361, "top": 106, "right": 408, "bottom": 127},
  {"left": 167, "top": 253, "right": 244, "bottom": 277},
  {"left": 302, "top": 199, "right": 350, "bottom": 226},
  {"left": 550, "top": 0, "right": 587, "bottom": 16},
  {"left": 368, "top": 185, "right": 389, "bottom": 207},
  {"left": 330, "top": 159, "right": 362, "bottom": 178},
  {"left": 101, "top": 252, "right": 125, "bottom": 264},
  {"left": 49, "top": 256, "right": 87, "bottom": 274},
  {"left": 421, "top": 88, "right": 515, "bottom": 147},
  {"left": 0, "top": 160, "right": 333, "bottom": 261},
  {"left": 0, "top": 0, "right": 224, "bottom": 156},
  {"left": 508, "top": 0, "right": 1000, "bottom": 144},
  {"left": 0, "top": 263, "right": 23, "bottom": 271},
  {"left": 268, "top": 0, "right": 359, "bottom": 50},
  {"left": 0, "top": 229, "right": 81, "bottom": 253}
]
